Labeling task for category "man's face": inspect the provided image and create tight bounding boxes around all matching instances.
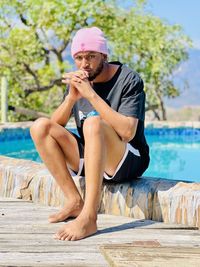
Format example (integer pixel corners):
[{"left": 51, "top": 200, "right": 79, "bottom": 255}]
[{"left": 74, "top": 51, "right": 105, "bottom": 81}]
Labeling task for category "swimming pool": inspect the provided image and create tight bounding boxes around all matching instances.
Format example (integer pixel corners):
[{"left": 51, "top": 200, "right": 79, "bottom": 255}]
[{"left": 0, "top": 126, "right": 200, "bottom": 182}]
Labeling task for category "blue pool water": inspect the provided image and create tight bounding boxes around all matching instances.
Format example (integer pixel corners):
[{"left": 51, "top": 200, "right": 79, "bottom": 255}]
[{"left": 0, "top": 127, "right": 200, "bottom": 182}]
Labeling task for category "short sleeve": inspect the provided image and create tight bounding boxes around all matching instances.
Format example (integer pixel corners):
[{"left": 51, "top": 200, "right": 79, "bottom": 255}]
[{"left": 118, "top": 74, "right": 145, "bottom": 121}]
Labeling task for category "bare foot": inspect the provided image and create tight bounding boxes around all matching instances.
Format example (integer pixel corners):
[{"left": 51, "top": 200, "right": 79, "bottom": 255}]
[
  {"left": 53, "top": 214, "right": 97, "bottom": 241},
  {"left": 48, "top": 199, "right": 84, "bottom": 223}
]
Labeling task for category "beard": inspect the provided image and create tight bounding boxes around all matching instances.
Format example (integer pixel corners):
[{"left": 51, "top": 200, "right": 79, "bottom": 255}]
[{"left": 88, "top": 60, "right": 104, "bottom": 81}]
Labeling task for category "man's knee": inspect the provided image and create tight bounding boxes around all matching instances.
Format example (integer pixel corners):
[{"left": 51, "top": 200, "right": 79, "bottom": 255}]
[
  {"left": 30, "top": 117, "right": 51, "bottom": 140},
  {"left": 83, "top": 116, "right": 104, "bottom": 138}
]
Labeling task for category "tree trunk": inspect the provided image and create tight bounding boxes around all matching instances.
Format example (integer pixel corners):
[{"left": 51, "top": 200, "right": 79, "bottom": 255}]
[
  {"left": 153, "top": 110, "right": 161, "bottom": 120},
  {"left": 158, "top": 96, "right": 167, "bottom": 120}
]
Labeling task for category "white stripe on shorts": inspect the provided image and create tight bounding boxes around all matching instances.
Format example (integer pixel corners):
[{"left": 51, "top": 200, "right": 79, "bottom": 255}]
[
  {"left": 103, "top": 143, "right": 140, "bottom": 180},
  {"left": 69, "top": 158, "right": 84, "bottom": 177},
  {"left": 69, "top": 143, "right": 140, "bottom": 179}
]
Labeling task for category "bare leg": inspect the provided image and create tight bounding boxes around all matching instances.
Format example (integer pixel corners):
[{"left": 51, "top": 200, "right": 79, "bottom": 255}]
[
  {"left": 30, "top": 118, "right": 84, "bottom": 222},
  {"left": 54, "top": 117, "right": 126, "bottom": 240}
]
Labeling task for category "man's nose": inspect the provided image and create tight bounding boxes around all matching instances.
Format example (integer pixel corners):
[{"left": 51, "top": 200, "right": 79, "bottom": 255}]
[{"left": 81, "top": 58, "right": 90, "bottom": 68}]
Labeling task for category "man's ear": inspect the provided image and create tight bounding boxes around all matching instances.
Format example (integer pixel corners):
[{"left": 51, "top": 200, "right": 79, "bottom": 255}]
[{"left": 102, "top": 54, "right": 108, "bottom": 62}]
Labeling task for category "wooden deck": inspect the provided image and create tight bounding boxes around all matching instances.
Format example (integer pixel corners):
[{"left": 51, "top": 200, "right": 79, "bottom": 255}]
[{"left": 0, "top": 197, "right": 200, "bottom": 267}]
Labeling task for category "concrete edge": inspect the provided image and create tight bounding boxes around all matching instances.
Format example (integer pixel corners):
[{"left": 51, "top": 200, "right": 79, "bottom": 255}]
[
  {"left": 0, "top": 156, "right": 199, "bottom": 228},
  {"left": 1, "top": 120, "right": 200, "bottom": 130}
]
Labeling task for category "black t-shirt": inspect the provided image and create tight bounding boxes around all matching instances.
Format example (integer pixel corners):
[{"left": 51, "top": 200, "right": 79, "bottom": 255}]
[{"left": 65, "top": 62, "right": 150, "bottom": 170}]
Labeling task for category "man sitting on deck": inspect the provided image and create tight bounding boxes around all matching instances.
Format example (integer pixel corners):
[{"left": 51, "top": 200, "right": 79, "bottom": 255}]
[{"left": 30, "top": 27, "right": 150, "bottom": 241}]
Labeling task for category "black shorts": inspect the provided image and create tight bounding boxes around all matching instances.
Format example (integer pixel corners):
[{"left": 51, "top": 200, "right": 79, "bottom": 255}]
[{"left": 70, "top": 132, "right": 145, "bottom": 183}]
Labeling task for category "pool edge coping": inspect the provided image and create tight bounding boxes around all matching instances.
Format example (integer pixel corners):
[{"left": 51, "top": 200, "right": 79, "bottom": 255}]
[
  {"left": 1, "top": 120, "right": 200, "bottom": 130},
  {"left": 0, "top": 155, "right": 199, "bottom": 228}
]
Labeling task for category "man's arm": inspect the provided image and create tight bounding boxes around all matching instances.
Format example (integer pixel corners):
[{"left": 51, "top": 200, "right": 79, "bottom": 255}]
[
  {"left": 51, "top": 71, "right": 89, "bottom": 126},
  {"left": 88, "top": 93, "right": 138, "bottom": 142},
  {"left": 50, "top": 94, "right": 76, "bottom": 126},
  {"left": 70, "top": 77, "right": 138, "bottom": 142}
]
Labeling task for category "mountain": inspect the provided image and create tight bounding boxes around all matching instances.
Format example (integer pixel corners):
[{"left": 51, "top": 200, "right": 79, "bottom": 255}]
[{"left": 165, "top": 48, "right": 200, "bottom": 108}]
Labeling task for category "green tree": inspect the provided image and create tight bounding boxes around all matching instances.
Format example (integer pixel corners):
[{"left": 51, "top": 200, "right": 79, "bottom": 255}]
[
  {"left": 107, "top": 6, "right": 192, "bottom": 120},
  {"left": 0, "top": 0, "right": 117, "bottom": 121},
  {"left": 0, "top": 0, "right": 191, "bottom": 121}
]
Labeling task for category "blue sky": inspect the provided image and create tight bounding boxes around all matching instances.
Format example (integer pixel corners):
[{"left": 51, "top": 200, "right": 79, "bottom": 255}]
[
  {"left": 144, "top": 0, "right": 200, "bottom": 107},
  {"left": 120, "top": 1, "right": 200, "bottom": 107},
  {"left": 145, "top": 0, "right": 200, "bottom": 49}
]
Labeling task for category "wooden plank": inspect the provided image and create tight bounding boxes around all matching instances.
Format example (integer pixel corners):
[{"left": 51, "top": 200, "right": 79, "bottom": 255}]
[
  {"left": 100, "top": 244, "right": 200, "bottom": 267},
  {"left": 0, "top": 198, "right": 109, "bottom": 267},
  {"left": 0, "top": 197, "right": 200, "bottom": 267},
  {"left": 0, "top": 197, "right": 32, "bottom": 202},
  {"left": 1, "top": 205, "right": 198, "bottom": 229},
  {"left": 0, "top": 252, "right": 105, "bottom": 267}
]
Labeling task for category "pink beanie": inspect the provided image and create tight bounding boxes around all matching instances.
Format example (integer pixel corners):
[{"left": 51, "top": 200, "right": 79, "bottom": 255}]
[{"left": 71, "top": 27, "right": 108, "bottom": 58}]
